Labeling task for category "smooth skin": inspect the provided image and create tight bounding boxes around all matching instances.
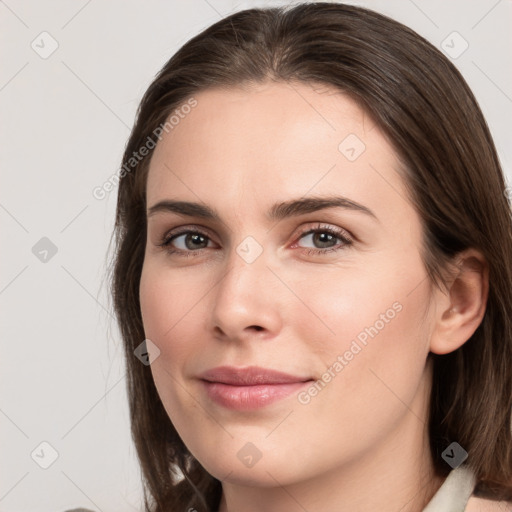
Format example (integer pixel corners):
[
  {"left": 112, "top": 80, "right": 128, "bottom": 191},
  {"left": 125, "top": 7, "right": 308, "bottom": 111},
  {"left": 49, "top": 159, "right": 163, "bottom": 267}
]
[{"left": 139, "top": 81, "right": 489, "bottom": 512}]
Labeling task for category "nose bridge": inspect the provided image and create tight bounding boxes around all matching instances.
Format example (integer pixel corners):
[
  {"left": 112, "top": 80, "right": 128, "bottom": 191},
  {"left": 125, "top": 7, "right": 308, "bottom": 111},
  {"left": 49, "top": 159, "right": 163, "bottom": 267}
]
[
  {"left": 216, "top": 238, "right": 269, "bottom": 310},
  {"left": 211, "top": 237, "right": 281, "bottom": 337}
]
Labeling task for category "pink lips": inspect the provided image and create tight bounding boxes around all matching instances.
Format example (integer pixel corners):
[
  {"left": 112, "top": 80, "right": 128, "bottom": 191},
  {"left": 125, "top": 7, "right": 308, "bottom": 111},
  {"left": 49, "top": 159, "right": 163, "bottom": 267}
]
[{"left": 198, "top": 366, "right": 313, "bottom": 410}]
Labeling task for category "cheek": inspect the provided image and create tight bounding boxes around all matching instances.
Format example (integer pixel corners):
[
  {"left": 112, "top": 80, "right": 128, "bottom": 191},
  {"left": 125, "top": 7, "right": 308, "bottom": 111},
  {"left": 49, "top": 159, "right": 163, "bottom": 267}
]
[
  {"left": 289, "top": 254, "right": 428, "bottom": 351},
  {"left": 140, "top": 262, "right": 199, "bottom": 357},
  {"left": 139, "top": 260, "right": 217, "bottom": 397},
  {"left": 139, "top": 263, "right": 207, "bottom": 435},
  {"left": 287, "top": 248, "right": 432, "bottom": 411},
  {"left": 140, "top": 251, "right": 204, "bottom": 327}
]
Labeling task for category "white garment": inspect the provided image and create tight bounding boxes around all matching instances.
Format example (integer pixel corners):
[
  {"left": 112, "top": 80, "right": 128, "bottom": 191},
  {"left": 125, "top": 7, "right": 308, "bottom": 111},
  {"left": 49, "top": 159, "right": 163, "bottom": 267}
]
[{"left": 422, "top": 464, "right": 476, "bottom": 512}]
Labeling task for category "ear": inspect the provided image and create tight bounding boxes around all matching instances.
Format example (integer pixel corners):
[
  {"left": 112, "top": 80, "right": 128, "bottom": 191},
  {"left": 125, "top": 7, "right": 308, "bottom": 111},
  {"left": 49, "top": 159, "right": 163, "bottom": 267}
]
[{"left": 429, "top": 248, "right": 489, "bottom": 355}]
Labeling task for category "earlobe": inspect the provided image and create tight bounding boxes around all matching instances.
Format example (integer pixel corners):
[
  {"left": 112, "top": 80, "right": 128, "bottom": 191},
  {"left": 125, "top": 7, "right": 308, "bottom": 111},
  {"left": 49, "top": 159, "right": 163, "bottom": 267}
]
[{"left": 429, "top": 249, "right": 489, "bottom": 355}]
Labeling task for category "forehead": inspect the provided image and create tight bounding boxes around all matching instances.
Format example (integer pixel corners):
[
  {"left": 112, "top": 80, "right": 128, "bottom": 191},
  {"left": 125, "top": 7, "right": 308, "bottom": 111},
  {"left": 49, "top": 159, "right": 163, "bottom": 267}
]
[{"left": 145, "top": 81, "right": 409, "bottom": 225}]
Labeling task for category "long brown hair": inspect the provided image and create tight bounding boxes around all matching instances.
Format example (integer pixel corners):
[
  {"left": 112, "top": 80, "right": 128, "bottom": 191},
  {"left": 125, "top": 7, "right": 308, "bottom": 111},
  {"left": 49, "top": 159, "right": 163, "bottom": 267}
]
[{"left": 109, "top": 2, "right": 512, "bottom": 510}]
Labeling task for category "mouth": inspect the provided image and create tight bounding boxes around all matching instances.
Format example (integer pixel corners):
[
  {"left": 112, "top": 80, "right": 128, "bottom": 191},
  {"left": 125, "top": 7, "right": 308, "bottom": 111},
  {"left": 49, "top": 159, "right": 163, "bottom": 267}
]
[{"left": 198, "top": 365, "right": 315, "bottom": 410}]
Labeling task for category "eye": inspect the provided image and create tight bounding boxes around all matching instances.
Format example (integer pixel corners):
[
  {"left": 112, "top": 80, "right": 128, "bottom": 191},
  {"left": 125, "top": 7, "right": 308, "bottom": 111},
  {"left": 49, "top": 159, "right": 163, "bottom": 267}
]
[
  {"left": 293, "top": 223, "right": 353, "bottom": 256},
  {"left": 158, "top": 228, "right": 215, "bottom": 258},
  {"left": 157, "top": 223, "right": 353, "bottom": 258}
]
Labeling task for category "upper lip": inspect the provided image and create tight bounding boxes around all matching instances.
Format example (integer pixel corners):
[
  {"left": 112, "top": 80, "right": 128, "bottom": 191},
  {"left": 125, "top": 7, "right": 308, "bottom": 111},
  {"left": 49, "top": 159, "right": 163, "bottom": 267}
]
[{"left": 199, "top": 366, "right": 313, "bottom": 385}]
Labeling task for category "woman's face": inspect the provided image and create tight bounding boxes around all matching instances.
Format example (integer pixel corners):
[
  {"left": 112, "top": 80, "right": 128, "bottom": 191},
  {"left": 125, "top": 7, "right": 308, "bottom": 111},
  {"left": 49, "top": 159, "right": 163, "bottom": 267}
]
[{"left": 140, "top": 81, "right": 438, "bottom": 486}]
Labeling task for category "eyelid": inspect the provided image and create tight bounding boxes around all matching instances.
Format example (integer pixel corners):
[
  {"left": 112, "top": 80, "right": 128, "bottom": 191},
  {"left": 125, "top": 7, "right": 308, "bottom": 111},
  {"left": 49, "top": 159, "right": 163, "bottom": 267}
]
[
  {"left": 160, "top": 223, "right": 218, "bottom": 242},
  {"left": 159, "top": 222, "right": 352, "bottom": 246},
  {"left": 292, "top": 223, "right": 353, "bottom": 244}
]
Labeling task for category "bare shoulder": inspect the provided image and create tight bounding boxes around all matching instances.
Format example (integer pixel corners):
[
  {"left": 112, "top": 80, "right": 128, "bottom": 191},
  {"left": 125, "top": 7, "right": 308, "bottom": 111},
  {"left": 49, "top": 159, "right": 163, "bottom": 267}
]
[{"left": 465, "top": 496, "right": 512, "bottom": 511}]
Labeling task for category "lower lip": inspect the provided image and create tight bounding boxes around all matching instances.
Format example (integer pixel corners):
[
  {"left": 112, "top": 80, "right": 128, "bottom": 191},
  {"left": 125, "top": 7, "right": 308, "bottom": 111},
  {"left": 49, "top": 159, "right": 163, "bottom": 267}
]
[{"left": 201, "top": 380, "right": 312, "bottom": 410}]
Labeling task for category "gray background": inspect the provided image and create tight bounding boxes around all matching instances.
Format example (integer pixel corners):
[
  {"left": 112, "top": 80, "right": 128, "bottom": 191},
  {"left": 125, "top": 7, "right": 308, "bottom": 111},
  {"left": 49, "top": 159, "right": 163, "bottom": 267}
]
[{"left": 1, "top": 0, "right": 511, "bottom": 510}]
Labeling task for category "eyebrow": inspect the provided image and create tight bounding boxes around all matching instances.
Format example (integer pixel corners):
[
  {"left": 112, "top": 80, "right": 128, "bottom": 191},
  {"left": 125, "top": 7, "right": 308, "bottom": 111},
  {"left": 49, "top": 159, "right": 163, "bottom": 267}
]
[{"left": 147, "top": 195, "right": 378, "bottom": 223}]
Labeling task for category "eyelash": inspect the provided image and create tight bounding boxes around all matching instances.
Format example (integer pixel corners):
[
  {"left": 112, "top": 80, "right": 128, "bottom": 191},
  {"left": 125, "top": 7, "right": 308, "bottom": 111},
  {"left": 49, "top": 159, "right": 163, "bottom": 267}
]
[{"left": 157, "top": 223, "right": 353, "bottom": 259}]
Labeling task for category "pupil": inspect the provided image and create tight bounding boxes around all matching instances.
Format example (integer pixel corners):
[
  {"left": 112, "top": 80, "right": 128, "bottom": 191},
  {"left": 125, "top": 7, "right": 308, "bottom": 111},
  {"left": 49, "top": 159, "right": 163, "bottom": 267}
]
[
  {"left": 315, "top": 232, "right": 334, "bottom": 248},
  {"left": 187, "top": 234, "right": 206, "bottom": 249}
]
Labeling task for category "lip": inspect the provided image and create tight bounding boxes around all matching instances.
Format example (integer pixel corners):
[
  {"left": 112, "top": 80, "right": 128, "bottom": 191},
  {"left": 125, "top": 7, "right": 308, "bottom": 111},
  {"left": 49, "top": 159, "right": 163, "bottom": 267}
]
[
  {"left": 199, "top": 365, "right": 312, "bottom": 385},
  {"left": 198, "top": 366, "right": 314, "bottom": 410}
]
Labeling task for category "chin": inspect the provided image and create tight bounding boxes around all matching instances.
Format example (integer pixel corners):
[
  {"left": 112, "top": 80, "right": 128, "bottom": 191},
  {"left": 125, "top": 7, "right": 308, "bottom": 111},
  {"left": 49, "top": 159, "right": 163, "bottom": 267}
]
[{"left": 192, "top": 446, "right": 305, "bottom": 487}]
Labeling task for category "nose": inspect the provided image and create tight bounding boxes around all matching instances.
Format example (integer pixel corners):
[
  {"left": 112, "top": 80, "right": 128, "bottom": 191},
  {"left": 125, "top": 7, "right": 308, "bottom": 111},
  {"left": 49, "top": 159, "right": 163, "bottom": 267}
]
[{"left": 210, "top": 245, "right": 283, "bottom": 343}]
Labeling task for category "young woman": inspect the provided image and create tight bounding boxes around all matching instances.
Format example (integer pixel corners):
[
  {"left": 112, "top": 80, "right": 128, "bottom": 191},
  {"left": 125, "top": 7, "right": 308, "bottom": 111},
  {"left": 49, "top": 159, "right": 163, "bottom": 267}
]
[{"left": 109, "top": 3, "right": 512, "bottom": 511}]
